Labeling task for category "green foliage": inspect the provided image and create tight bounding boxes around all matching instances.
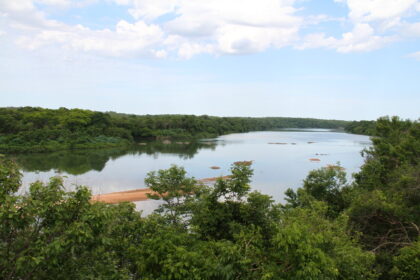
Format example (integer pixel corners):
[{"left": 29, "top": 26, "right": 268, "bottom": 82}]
[
  {"left": 0, "top": 157, "right": 133, "bottom": 279},
  {"left": 0, "top": 106, "right": 348, "bottom": 153},
  {"left": 0, "top": 158, "right": 379, "bottom": 279},
  {"left": 288, "top": 117, "right": 419, "bottom": 279},
  {"left": 271, "top": 204, "right": 376, "bottom": 280},
  {"left": 0, "top": 156, "right": 21, "bottom": 197},
  {"left": 391, "top": 239, "right": 420, "bottom": 280},
  {"left": 348, "top": 117, "right": 419, "bottom": 263},
  {"left": 145, "top": 165, "right": 200, "bottom": 225},
  {"left": 345, "top": 120, "right": 376, "bottom": 135},
  {"left": 285, "top": 165, "right": 349, "bottom": 218},
  {"left": 1, "top": 115, "right": 418, "bottom": 279},
  {"left": 142, "top": 163, "right": 375, "bottom": 279}
]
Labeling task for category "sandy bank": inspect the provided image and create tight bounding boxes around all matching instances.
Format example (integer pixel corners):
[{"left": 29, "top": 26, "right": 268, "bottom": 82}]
[{"left": 91, "top": 176, "right": 232, "bottom": 204}]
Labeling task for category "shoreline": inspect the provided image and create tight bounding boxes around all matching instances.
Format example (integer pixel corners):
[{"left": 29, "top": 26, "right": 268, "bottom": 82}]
[{"left": 90, "top": 175, "right": 232, "bottom": 204}]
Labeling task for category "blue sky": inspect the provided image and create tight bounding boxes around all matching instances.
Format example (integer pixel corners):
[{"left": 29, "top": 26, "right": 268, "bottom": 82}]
[{"left": 0, "top": 0, "right": 419, "bottom": 120}]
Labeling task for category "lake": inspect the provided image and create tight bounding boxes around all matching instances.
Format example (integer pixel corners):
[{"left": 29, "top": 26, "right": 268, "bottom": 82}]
[{"left": 14, "top": 129, "right": 371, "bottom": 214}]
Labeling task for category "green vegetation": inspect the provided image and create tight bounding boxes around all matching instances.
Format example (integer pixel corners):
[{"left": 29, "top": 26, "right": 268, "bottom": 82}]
[
  {"left": 344, "top": 117, "right": 417, "bottom": 136},
  {"left": 286, "top": 116, "right": 420, "bottom": 279},
  {"left": 1, "top": 116, "right": 418, "bottom": 279},
  {"left": 0, "top": 107, "right": 347, "bottom": 153},
  {"left": 344, "top": 120, "right": 377, "bottom": 135}
]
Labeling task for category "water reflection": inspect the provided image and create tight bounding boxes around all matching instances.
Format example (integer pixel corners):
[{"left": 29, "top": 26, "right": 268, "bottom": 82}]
[
  {"left": 12, "top": 141, "right": 217, "bottom": 175},
  {"left": 14, "top": 130, "right": 371, "bottom": 212}
]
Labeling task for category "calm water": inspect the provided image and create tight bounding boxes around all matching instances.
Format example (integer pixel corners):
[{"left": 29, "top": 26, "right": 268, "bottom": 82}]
[{"left": 14, "top": 129, "right": 371, "bottom": 213}]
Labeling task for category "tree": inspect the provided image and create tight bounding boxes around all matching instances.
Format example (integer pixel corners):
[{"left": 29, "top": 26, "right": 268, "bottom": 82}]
[
  {"left": 145, "top": 165, "right": 200, "bottom": 226},
  {"left": 346, "top": 117, "right": 420, "bottom": 279},
  {"left": 0, "top": 156, "right": 131, "bottom": 279},
  {"left": 285, "top": 165, "right": 349, "bottom": 218},
  {"left": 391, "top": 239, "right": 420, "bottom": 280}
]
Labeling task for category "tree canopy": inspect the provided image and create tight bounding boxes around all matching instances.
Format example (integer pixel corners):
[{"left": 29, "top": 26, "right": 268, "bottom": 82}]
[{"left": 0, "top": 116, "right": 418, "bottom": 279}]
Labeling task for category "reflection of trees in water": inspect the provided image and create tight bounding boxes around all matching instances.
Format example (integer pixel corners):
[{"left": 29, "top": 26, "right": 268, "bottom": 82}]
[
  {"left": 12, "top": 141, "right": 217, "bottom": 175},
  {"left": 135, "top": 141, "right": 217, "bottom": 160}
]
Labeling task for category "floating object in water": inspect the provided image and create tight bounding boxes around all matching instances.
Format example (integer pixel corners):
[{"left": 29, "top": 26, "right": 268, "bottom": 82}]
[
  {"left": 291, "top": 143, "right": 297, "bottom": 145},
  {"left": 162, "top": 140, "right": 171, "bottom": 144},
  {"left": 268, "top": 142, "right": 287, "bottom": 145},
  {"left": 138, "top": 143, "right": 147, "bottom": 146},
  {"left": 309, "top": 158, "right": 321, "bottom": 162},
  {"left": 307, "top": 141, "right": 315, "bottom": 144},
  {"left": 234, "top": 160, "right": 253, "bottom": 166},
  {"left": 210, "top": 166, "right": 221, "bottom": 170},
  {"left": 315, "top": 153, "right": 328, "bottom": 156}
]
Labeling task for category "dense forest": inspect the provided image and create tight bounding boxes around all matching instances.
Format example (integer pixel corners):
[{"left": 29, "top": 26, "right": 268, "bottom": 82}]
[
  {"left": 0, "top": 107, "right": 349, "bottom": 152},
  {"left": 0, "top": 116, "right": 419, "bottom": 279}
]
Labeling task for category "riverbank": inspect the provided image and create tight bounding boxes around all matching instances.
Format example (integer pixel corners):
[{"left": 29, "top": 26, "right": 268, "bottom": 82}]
[{"left": 91, "top": 176, "right": 232, "bottom": 203}]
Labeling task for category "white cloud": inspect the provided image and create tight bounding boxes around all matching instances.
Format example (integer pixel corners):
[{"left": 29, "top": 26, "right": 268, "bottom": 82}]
[
  {"left": 1, "top": 0, "right": 304, "bottom": 58},
  {"left": 336, "top": 0, "right": 420, "bottom": 34},
  {"left": 401, "top": 22, "right": 420, "bottom": 37},
  {"left": 1, "top": 0, "right": 164, "bottom": 57},
  {"left": 0, "top": 0, "right": 419, "bottom": 58},
  {"left": 124, "top": 0, "right": 303, "bottom": 55},
  {"left": 17, "top": 20, "right": 165, "bottom": 57},
  {"left": 301, "top": 0, "right": 419, "bottom": 52},
  {"left": 126, "top": 0, "right": 178, "bottom": 21},
  {"left": 0, "top": 0, "right": 61, "bottom": 29},
  {"left": 299, "top": 23, "right": 395, "bottom": 52},
  {"left": 344, "top": 0, "right": 417, "bottom": 23},
  {"left": 408, "top": 51, "right": 420, "bottom": 60}
]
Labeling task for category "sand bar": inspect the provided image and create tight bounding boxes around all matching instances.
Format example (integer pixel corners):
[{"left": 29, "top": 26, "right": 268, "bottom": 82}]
[{"left": 91, "top": 176, "right": 232, "bottom": 204}]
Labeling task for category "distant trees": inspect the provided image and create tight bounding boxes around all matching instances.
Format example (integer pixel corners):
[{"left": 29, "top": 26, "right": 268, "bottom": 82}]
[
  {"left": 0, "top": 107, "right": 348, "bottom": 153},
  {"left": 345, "top": 120, "right": 376, "bottom": 135}
]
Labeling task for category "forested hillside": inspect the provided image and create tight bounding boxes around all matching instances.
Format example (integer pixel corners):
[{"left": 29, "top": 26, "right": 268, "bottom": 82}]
[
  {"left": 0, "top": 116, "right": 418, "bottom": 279},
  {"left": 0, "top": 107, "right": 348, "bottom": 152}
]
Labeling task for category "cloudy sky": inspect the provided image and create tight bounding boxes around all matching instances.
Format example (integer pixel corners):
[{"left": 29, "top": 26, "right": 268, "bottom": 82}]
[{"left": 0, "top": 0, "right": 419, "bottom": 120}]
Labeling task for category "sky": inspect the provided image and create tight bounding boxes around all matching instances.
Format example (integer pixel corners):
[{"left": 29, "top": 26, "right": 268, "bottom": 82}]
[{"left": 0, "top": 0, "right": 419, "bottom": 121}]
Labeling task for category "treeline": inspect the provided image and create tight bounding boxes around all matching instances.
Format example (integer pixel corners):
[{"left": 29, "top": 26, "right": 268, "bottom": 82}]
[
  {"left": 344, "top": 117, "right": 420, "bottom": 136},
  {"left": 344, "top": 120, "right": 377, "bottom": 135},
  {"left": 0, "top": 116, "right": 419, "bottom": 279},
  {"left": 0, "top": 107, "right": 348, "bottom": 152}
]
